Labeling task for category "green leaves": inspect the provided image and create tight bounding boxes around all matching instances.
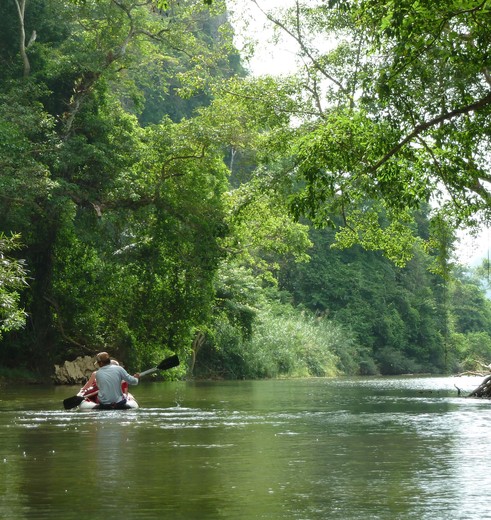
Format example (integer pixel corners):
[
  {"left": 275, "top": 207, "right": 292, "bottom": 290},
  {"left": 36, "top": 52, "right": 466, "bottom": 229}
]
[
  {"left": 154, "top": 0, "right": 213, "bottom": 8},
  {"left": 0, "top": 234, "right": 28, "bottom": 336},
  {"left": 333, "top": 208, "right": 418, "bottom": 267},
  {"left": 236, "top": 0, "right": 491, "bottom": 268},
  {"left": 222, "top": 184, "right": 312, "bottom": 282}
]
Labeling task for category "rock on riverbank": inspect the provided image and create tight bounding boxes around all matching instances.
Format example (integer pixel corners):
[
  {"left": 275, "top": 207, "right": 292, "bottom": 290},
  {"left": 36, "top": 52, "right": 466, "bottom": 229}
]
[{"left": 53, "top": 356, "right": 94, "bottom": 384}]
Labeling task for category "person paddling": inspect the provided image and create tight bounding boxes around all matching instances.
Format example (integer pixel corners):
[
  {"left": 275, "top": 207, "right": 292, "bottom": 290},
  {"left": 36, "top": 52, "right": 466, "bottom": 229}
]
[
  {"left": 93, "top": 351, "right": 140, "bottom": 409},
  {"left": 79, "top": 358, "right": 130, "bottom": 398}
]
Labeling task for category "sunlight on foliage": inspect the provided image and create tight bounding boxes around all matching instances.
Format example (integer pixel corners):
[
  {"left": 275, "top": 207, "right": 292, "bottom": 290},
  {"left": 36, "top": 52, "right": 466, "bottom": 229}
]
[{"left": 0, "top": 234, "right": 28, "bottom": 337}]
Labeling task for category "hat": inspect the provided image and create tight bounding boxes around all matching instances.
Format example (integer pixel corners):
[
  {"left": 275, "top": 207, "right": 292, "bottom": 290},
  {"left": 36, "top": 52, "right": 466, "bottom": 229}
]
[{"left": 95, "top": 351, "right": 111, "bottom": 365}]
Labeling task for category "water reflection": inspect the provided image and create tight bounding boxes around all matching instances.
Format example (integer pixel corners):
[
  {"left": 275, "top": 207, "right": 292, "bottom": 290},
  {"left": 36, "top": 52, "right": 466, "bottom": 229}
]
[{"left": 0, "top": 376, "right": 490, "bottom": 519}]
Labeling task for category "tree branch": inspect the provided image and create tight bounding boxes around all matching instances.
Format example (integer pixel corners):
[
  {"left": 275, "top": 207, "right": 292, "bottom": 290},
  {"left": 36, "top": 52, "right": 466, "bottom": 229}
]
[
  {"left": 160, "top": 146, "right": 207, "bottom": 179},
  {"left": 370, "top": 91, "right": 491, "bottom": 173},
  {"left": 43, "top": 295, "right": 93, "bottom": 353},
  {"left": 251, "top": 0, "right": 349, "bottom": 97}
]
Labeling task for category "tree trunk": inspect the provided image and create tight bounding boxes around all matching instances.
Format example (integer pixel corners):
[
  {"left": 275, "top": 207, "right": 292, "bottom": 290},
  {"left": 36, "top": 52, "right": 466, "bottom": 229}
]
[
  {"left": 189, "top": 330, "right": 206, "bottom": 377},
  {"left": 14, "top": 0, "right": 30, "bottom": 77}
]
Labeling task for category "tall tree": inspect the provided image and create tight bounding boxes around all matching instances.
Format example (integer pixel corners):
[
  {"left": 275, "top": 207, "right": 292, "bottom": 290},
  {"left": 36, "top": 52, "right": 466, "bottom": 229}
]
[
  {"left": 0, "top": 0, "right": 242, "bottom": 369},
  {"left": 232, "top": 0, "right": 491, "bottom": 263}
]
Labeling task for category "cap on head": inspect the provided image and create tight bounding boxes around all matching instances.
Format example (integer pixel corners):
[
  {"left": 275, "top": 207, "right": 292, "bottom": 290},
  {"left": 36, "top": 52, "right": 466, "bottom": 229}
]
[{"left": 95, "top": 351, "right": 111, "bottom": 365}]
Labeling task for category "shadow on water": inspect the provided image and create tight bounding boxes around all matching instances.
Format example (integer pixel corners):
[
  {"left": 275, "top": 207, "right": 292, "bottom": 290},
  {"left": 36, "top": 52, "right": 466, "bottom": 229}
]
[{"left": 1, "top": 376, "right": 490, "bottom": 519}]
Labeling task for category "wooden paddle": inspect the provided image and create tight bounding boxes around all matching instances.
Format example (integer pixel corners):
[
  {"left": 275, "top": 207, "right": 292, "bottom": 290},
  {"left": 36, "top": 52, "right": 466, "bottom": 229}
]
[{"left": 63, "top": 354, "right": 180, "bottom": 410}]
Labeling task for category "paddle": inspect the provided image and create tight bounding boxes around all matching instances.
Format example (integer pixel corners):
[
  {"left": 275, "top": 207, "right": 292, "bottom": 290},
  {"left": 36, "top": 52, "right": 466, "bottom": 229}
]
[
  {"left": 139, "top": 354, "right": 180, "bottom": 377},
  {"left": 63, "top": 354, "right": 180, "bottom": 410},
  {"left": 63, "top": 390, "right": 98, "bottom": 410}
]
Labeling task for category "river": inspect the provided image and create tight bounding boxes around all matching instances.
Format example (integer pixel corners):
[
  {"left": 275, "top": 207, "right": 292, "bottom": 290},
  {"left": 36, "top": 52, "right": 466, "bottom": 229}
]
[{"left": 0, "top": 375, "right": 490, "bottom": 519}]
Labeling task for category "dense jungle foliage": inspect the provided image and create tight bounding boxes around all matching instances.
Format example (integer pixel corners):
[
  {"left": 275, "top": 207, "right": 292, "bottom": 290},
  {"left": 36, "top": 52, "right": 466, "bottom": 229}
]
[{"left": 1, "top": 0, "right": 491, "bottom": 380}]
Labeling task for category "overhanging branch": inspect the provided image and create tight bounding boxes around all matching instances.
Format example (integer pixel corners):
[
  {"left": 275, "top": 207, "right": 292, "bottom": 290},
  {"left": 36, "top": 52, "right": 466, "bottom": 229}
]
[{"left": 370, "top": 91, "right": 491, "bottom": 173}]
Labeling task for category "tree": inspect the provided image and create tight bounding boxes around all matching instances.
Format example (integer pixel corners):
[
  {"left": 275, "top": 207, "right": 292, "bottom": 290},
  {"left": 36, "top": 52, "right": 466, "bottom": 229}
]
[
  {"left": 0, "top": 0, "right": 243, "bottom": 369},
  {"left": 232, "top": 0, "right": 491, "bottom": 263},
  {"left": 278, "top": 224, "right": 449, "bottom": 374}
]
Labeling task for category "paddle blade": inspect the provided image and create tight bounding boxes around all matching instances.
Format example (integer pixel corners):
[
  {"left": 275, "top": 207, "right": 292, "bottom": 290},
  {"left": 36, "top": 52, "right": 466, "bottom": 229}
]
[
  {"left": 63, "top": 395, "right": 85, "bottom": 410},
  {"left": 157, "top": 354, "right": 180, "bottom": 371}
]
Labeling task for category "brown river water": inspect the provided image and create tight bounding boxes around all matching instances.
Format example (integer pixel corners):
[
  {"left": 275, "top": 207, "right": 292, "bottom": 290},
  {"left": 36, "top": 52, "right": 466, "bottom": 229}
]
[{"left": 0, "top": 376, "right": 490, "bottom": 519}]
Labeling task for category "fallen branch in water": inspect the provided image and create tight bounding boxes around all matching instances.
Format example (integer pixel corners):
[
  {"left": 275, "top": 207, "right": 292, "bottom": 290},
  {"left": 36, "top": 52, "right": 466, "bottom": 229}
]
[{"left": 467, "top": 375, "right": 491, "bottom": 398}]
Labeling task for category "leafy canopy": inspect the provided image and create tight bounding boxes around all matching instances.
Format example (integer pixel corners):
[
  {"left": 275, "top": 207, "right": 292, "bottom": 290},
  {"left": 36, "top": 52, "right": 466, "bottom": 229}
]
[{"left": 234, "top": 0, "right": 491, "bottom": 265}]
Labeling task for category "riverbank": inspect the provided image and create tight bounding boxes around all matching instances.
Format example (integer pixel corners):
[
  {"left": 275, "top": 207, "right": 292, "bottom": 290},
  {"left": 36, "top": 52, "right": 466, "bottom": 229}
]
[{"left": 0, "top": 367, "right": 50, "bottom": 384}]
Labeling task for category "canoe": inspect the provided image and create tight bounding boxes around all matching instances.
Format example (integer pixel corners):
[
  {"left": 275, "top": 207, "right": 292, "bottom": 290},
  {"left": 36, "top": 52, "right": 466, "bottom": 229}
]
[
  {"left": 63, "top": 355, "right": 180, "bottom": 411},
  {"left": 78, "top": 393, "right": 139, "bottom": 410},
  {"left": 76, "top": 383, "right": 139, "bottom": 410}
]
